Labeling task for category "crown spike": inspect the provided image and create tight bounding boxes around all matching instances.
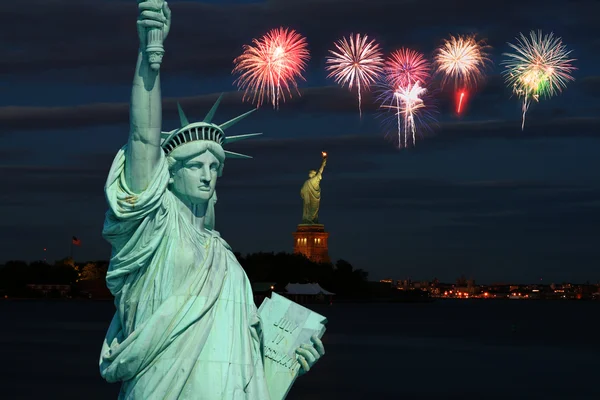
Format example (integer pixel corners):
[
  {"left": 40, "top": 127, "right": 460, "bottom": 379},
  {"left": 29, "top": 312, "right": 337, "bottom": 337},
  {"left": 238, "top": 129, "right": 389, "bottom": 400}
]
[
  {"left": 219, "top": 109, "right": 256, "bottom": 131},
  {"left": 204, "top": 93, "right": 223, "bottom": 123},
  {"left": 224, "top": 150, "right": 253, "bottom": 159},
  {"left": 223, "top": 133, "right": 263, "bottom": 144},
  {"left": 177, "top": 102, "right": 190, "bottom": 127}
]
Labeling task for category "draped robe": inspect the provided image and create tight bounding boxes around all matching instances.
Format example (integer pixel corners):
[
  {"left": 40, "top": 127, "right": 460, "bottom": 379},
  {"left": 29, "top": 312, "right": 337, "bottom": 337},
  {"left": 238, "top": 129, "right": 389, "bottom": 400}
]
[
  {"left": 99, "top": 148, "right": 271, "bottom": 400},
  {"left": 300, "top": 173, "right": 322, "bottom": 224}
]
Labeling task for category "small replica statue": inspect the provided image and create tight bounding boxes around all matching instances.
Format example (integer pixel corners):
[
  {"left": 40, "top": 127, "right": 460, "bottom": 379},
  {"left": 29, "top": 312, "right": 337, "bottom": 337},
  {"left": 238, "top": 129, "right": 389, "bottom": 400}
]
[
  {"left": 98, "top": 2, "right": 324, "bottom": 399},
  {"left": 300, "top": 151, "right": 327, "bottom": 224}
]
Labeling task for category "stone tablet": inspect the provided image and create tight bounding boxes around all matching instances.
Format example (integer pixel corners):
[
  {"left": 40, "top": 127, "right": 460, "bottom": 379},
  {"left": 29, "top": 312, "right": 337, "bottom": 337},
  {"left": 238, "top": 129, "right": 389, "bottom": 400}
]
[{"left": 258, "top": 292, "right": 327, "bottom": 400}]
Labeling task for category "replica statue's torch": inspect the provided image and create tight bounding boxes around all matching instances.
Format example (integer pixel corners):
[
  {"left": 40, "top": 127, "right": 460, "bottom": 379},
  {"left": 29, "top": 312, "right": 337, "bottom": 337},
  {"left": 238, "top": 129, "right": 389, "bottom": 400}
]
[
  {"left": 322, "top": 151, "right": 327, "bottom": 159},
  {"left": 139, "top": 0, "right": 165, "bottom": 71}
]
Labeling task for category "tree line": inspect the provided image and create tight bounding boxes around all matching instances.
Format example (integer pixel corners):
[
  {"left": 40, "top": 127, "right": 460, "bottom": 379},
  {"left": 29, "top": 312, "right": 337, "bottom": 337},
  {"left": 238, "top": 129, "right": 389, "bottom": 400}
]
[{"left": 0, "top": 253, "right": 369, "bottom": 299}]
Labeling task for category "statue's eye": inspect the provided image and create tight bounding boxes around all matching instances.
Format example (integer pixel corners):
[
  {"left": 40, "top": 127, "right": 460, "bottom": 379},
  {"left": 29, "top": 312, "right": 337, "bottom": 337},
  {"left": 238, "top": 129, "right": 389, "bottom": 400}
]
[{"left": 210, "top": 163, "right": 219, "bottom": 171}]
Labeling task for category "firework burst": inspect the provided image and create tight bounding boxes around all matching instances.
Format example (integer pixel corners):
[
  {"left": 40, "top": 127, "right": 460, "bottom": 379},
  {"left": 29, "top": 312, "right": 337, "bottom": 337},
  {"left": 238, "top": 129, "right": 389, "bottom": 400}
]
[
  {"left": 385, "top": 48, "right": 431, "bottom": 88},
  {"left": 392, "top": 82, "right": 425, "bottom": 148},
  {"left": 233, "top": 27, "right": 310, "bottom": 109},
  {"left": 377, "top": 81, "right": 435, "bottom": 148},
  {"left": 502, "top": 30, "right": 576, "bottom": 130},
  {"left": 325, "top": 33, "right": 384, "bottom": 117},
  {"left": 380, "top": 48, "right": 431, "bottom": 144},
  {"left": 434, "top": 34, "right": 491, "bottom": 114}
]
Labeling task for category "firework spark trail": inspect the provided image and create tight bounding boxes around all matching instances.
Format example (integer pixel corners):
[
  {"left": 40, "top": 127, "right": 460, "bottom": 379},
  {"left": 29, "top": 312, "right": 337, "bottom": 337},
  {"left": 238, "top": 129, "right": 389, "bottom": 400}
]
[
  {"left": 375, "top": 84, "right": 405, "bottom": 146},
  {"left": 380, "top": 82, "right": 428, "bottom": 148},
  {"left": 457, "top": 91, "right": 465, "bottom": 114},
  {"left": 233, "top": 27, "right": 310, "bottom": 109},
  {"left": 433, "top": 34, "right": 491, "bottom": 114},
  {"left": 383, "top": 48, "right": 431, "bottom": 140},
  {"left": 326, "top": 33, "right": 384, "bottom": 117},
  {"left": 502, "top": 30, "right": 576, "bottom": 130},
  {"left": 396, "top": 82, "right": 427, "bottom": 146},
  {"left": 378, "top": 86, "right": 406, "bottom": 147},
  {"left": 396, "top": 94, "right": 403, "bottom": 147}
]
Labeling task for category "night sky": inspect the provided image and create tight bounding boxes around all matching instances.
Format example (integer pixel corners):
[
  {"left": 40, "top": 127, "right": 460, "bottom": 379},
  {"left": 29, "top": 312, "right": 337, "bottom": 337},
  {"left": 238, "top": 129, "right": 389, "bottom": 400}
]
[{"left": 1, "top": 0, "right": 599, "bottom": 283}]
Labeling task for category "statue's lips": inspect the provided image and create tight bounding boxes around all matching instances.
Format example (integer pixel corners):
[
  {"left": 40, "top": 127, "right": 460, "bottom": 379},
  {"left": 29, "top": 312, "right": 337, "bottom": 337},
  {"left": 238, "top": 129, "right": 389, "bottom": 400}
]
[{"left": 198, "top": 186, "right": 211, "bottom": 191}]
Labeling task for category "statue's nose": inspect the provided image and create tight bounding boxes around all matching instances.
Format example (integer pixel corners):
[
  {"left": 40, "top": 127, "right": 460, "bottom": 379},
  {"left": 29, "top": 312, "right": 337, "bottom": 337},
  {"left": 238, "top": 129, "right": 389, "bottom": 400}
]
[{"left": 200, "top": 165, "right": 211, "bottom": 180}]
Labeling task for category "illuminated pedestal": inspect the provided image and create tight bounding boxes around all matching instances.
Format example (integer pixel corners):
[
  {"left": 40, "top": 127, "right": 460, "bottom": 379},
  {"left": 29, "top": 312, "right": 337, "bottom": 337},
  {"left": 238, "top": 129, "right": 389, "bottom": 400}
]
[{"left": 293, "top": 224, "right": 330, "bottom": 263}]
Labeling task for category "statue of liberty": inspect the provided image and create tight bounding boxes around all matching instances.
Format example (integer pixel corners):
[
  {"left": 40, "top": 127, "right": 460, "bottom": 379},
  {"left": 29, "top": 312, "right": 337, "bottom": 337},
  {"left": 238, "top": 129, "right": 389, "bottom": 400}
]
[
  {"left": 300, "top": 152, "right": 327, "bottom": 224},
  {"left": 98, "top": 2, "right": 323, "bottom": 399}
]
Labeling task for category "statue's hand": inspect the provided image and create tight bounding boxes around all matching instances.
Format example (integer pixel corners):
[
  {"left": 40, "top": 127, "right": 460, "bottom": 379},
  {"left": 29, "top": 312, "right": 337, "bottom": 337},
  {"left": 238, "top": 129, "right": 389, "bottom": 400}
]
[
  {"left": 296, "top": 335, "right": 325, "bottom": 376},
  {"left": 137, "top": 1, "right": 172, "bottom": 47}
]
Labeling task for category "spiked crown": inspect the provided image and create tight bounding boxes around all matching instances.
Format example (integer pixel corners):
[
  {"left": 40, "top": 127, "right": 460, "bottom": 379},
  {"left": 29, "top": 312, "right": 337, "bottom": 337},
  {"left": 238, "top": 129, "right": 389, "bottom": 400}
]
[{"left": 160, "top": 94, "right": 261, "bottom": 159}]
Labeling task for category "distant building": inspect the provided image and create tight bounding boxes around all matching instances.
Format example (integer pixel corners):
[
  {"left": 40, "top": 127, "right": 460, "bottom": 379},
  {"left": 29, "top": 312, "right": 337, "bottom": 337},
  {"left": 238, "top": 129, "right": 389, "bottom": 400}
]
[
  {"left": 26, "top": 284, "right": 71, "bottom": 298},
  {"left": 281, "top": 283, "right": 335, "bottom": 304}
]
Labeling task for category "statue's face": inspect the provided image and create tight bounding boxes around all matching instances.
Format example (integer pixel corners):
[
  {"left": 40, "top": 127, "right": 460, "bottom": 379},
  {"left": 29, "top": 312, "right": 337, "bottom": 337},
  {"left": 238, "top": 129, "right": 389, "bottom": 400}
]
[
  {"left": 171, "top": 151, "right": 219, "bottom": 205},
  {"left": 309, "top": 170, "right": 317, "bottom": 178}
]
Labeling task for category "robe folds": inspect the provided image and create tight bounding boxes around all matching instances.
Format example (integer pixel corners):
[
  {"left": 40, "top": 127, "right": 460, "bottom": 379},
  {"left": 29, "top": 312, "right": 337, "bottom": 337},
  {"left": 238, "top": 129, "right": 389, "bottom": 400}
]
[
  {"left": 99, "top": 147, "right": 271, "bottom": 400},
  {"left": 300, "top": 174, "right": 322, "bottom": 224}
]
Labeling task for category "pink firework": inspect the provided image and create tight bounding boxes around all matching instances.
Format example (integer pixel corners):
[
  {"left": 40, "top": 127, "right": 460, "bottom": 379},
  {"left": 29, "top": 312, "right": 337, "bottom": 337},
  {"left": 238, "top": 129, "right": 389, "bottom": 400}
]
[
  {"left": 379, "top": 48, "right": 431, "bottom": 146},
  {"left": 384, "top": 48, "right": 431, "bottom": 89},
  {"left": 233, "top": 27, "right": 310, "bottom": 109},
  {"left": 326, "top": 33, "right": 384, "bottom": 117}
]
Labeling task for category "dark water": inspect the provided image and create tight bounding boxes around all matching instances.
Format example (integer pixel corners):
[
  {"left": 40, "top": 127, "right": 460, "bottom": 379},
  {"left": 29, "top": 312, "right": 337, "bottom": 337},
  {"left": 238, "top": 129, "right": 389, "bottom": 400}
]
[{"left": 1, "top": 299, "right": 598, "bottom": 399}]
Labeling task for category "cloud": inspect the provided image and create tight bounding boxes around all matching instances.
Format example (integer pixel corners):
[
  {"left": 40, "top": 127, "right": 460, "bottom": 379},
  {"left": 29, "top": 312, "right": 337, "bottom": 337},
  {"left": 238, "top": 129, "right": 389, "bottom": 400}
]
[
  {"left": 0, "top": 86, "right": 376, "bottom": 132},
  {"left": 0, "top": 1, "right": 255, "bottom": 77},
  {"left": 3, "top": 142, "right": 596, "bottom": 218},
  {"left": 1, "top": 165, "right": 105, "bottom": 198},
  {"left": 578, "top": 76, "right": 600, "bottom": 98},
  {"left": 1, "top": 85, "right": 598, "bottom": 135},
  {"left": 4, "top": 130, "right": 598, "bottom": 206},
  {"left": 1, "top": 0, "right": 597, "bottom": 81},
  {"left": 0, "top": 148, "right": 32, "bottom": 162},
  {"left": 2, "top": 128, "right": 600, "bottom": 282}
]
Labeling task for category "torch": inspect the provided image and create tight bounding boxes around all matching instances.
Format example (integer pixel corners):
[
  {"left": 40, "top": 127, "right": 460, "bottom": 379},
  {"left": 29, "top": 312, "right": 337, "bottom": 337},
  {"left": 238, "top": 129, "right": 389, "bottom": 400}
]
[
  {"left": 139, "top": 0, "right": 165, "bottom": 71},
  {"left": 322, "top": 151, "right": 327, "bottom": 159}
]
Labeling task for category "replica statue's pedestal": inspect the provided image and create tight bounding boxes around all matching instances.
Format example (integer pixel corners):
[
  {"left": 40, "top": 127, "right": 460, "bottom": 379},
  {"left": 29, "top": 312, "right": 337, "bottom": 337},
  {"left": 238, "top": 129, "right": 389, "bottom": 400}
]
[{"left": 293, "top": 224, "right": 330, "bottom": 263}]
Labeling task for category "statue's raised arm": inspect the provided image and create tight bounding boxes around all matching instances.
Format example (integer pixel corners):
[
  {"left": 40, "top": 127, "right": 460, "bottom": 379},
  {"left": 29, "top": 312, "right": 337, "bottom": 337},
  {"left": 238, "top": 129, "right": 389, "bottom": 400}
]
[
  {"left": 317, "top": 151, "right": 327, "bottom": 178},
  {"left": 126, "top": 1, "right": 171, "bottom": 193}
]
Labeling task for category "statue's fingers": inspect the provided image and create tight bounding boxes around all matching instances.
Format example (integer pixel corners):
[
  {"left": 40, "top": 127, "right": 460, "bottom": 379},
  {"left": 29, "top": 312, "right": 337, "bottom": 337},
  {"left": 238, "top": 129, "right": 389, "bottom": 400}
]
[
  {"left": 296, "top": 347, "right": 315, "bottom": 364},
  {"left": 137, "top": 19, "right": 163, "bottom": 30},
  {"left": 301, "top": 343, "right": 320, "bottom": 360},
  {"left": 163, "top": 1, "right": 171, "bottom": 19},
  {"left": 297, "top": 354, "right": 310, "bottom": 373},
  {"left": 311, "top": 335, "right": 325, "bottom": 356},
  {"left": 138, "top": 1, "right": 162, "bottom": 12},
  {"left": 140, "top": 10, "right": 166, "bottom": 23}
]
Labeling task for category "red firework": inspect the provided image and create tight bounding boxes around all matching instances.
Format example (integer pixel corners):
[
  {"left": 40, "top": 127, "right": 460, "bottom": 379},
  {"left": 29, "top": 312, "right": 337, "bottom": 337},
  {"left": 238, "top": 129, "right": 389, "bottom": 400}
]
[
  {"left": 384, "top": 48, "right": 431, "bottom": 89},
  {"left": 233, "top": 27, "right": 310, "bottom": 109},
  {"left": 456, "top": 90, "right": 467, "bottom": 114}
]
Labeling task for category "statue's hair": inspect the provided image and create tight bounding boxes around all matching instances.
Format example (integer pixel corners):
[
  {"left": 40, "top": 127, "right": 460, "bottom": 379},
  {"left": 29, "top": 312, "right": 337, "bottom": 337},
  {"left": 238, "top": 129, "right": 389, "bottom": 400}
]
[
  {"left": 309, "top": 169, "right": 317, "bottom": 177},
  {"left": 166, "top": 141, "right": 225, "bottom": 231},
  {"left": 166, "top": 141, "right": 226, "bottom": 177}
]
